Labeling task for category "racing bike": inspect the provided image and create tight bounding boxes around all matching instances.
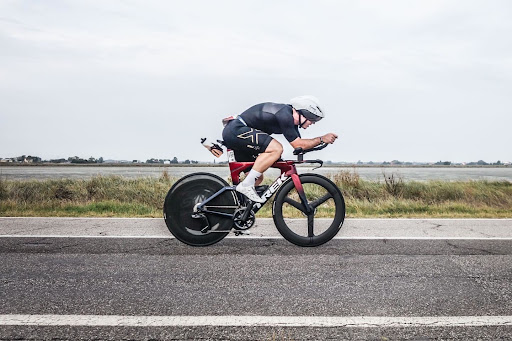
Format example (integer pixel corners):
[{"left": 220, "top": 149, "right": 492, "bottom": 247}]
[{"left": 163, "top": 141, "right": 345, "bottom": 247}]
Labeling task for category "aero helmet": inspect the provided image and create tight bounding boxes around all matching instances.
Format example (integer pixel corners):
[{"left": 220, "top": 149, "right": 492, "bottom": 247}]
[{"left": 290, "top": 95, "right": 325, "bottom": 122}]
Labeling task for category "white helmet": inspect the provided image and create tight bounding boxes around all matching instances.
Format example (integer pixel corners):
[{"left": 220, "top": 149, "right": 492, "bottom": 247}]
[{"left": 290, "top": 95, "right": 325, "bottom": 122}]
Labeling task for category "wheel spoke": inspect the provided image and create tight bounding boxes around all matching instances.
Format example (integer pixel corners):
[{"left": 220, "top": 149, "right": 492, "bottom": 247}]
[
  {"left": 308, "top": 214, "right": 314, "bottom": 237},
  {"left": 284, "top": 196, "right": 306, "bottom": 213},
  {"left": 310, "top": 193, "right": 332, "bottom": 209}
]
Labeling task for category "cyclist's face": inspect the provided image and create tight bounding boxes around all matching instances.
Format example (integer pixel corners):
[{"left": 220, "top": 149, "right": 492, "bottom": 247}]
[
  {"left": 293, "top": 109, "right": 316, "bottom": 129},
  {"left": 302, "top": 117, "right": 315, "bottom": 129}
]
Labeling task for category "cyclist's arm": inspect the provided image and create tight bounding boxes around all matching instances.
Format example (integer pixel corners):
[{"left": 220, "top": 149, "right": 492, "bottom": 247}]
[
  {"left": 290, "top": 133, "right": 338, "bottom": 149},
  {"left": 290, "top": 137, "right": 322, "bottom": 150}
]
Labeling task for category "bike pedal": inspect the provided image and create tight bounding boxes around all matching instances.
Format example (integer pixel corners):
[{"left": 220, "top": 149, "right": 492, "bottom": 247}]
[{"left": 255, "top": 185, "right": 269, "bottom": 196}]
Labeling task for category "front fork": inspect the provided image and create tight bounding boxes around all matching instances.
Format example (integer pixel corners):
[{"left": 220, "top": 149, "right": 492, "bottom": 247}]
[{"left": 291, "top": 174, "right": 313, "bottom": 214}]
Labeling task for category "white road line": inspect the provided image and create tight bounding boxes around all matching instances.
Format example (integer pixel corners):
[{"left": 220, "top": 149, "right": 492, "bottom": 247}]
[
  {"left": 1, "top": 217, "right": 512, "bottom": 221},
  {"left": 2, "top": 235, "right": 512, "bottom": 240},
  {"left": 1, "top": 315, "right": 512, "bottom": 327}
]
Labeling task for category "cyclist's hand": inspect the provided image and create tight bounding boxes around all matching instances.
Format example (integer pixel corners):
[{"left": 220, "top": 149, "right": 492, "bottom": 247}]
[{"left": 322, "top": 133, "right": 338, "bottom": 144}]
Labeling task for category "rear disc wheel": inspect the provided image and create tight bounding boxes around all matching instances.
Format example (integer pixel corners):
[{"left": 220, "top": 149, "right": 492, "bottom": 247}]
[{"left": 163, "top": 173, "right": 238, "bottom": 246}]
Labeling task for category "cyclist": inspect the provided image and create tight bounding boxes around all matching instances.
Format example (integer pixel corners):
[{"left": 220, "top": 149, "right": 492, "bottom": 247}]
[{"left": 222, "top": 95, "right": 338, "bottom": 203}]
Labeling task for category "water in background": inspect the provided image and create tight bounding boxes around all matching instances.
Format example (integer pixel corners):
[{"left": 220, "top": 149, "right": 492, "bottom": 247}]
[{"left": 1, "top": 166, "right": 511, "bottom": 182}]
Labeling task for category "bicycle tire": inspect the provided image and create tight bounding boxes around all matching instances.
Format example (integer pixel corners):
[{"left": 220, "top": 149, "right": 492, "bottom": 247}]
[
  {"left": 163, "top": 172, "right": 238, "bottom": 246},
  {"left": 272, "top": 173, "right": 345, "bottom": 247}
]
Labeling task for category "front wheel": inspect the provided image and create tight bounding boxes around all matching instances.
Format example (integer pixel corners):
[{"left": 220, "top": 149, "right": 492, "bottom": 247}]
[{"left": 272, "top": 174, "right": 345, "bottom": 247}]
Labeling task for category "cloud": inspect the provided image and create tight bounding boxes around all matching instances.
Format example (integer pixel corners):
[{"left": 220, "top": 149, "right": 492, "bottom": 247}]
[{"left": 1, "top": 0, "right": 511, "bottom": 162}]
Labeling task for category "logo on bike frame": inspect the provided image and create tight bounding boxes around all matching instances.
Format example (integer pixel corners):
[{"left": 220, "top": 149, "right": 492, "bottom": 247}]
[{"left": 253, "top": 173, "right": 289, "bottom": 210}]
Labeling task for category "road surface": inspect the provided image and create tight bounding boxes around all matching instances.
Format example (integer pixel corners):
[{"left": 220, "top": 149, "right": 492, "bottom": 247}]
[{"left": 1, "top": 218, "right": 512, "bottom": 340}]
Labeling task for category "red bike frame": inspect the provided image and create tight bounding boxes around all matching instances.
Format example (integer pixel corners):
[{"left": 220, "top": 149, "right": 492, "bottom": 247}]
[{"left": 228, "top": 150, "right": 309, "bottom": 213}]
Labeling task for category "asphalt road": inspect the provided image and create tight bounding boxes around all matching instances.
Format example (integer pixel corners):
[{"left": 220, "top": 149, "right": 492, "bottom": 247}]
[{"left": 1, "top": 218, "right": 512, "bottom": 340}]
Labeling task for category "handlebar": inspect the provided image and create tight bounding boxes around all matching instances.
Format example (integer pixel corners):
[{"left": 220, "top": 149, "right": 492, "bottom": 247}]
[
  {"left": 293, "top": 142, "right": 328, "bottom": 157},
  {"left": 292, "top": 142, "right": 328, "bottom": 167}
]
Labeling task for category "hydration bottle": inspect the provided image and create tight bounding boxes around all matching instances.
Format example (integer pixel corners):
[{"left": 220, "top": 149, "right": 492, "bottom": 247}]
[{"left": 201, "top": 138, "right": 224, "bottom": 158}]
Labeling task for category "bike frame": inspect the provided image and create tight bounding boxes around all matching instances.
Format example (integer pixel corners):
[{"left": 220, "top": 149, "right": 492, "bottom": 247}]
[
  {"left": 195, "top": 149, "right": 320, "bottom": 219},
  {"left": 229, "top": 158, "right": 305, "bottom": 213}
]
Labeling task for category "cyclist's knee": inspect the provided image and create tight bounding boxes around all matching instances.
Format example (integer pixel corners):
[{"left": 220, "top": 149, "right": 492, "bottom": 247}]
[{"left": 266, "top": 139, "right": 283, "bottom": 155}]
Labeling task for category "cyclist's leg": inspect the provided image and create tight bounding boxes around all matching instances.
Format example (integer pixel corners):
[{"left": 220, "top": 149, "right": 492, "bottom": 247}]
[
  {"left": 252, "top": 139, "right": 283, "bottom": 173},
  {"left": 237, "top": 138, "right": 280, "bottom": 187},
  {"left": 222, "top": 120, "right": 275, "bottom": 202},
  {"left": 255, "top": 174, "right": 264, "bottom": 186}
]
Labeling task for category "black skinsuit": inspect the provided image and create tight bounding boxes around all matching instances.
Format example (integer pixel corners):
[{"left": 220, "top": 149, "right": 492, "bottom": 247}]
[{"left": 222, "top": 103, "right": 300, "bottom": 161}]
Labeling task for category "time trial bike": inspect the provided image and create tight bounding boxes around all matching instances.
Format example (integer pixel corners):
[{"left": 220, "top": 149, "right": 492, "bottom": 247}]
[{"left": 163, "top": 141, "right": 345, "bottom": 247}]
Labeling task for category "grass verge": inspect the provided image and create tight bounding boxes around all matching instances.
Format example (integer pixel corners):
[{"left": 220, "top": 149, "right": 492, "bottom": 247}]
[{"left": 0, "top": 171, "right": 511, "bottom": 218}]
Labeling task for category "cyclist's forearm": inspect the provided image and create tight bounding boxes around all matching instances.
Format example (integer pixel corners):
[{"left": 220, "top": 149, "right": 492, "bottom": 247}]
[{"left": 290, "top": 137, "right": 322, "bottom": 150}]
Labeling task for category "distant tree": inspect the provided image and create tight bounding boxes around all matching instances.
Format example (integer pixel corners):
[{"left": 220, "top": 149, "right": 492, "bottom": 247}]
[
  {"left": 170, "top": 157, "right": 179, "bottom": 164},
  {"left": 27, "top": 156, "right": 41, "bottom": 163},
  {"left": 477, "top": 160, "right": 488, "bottom": 165},
  {"left": 99, "top": 157, "right": 104, "bottom": 163},
  {"left": 183, "top": 159, "right": 191, "bottom": 164}
]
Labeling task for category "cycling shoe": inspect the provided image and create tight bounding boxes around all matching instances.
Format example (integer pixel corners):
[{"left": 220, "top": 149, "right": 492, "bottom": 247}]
[{"left": 236, "top": 183, "right": 265, "bottom": 203}]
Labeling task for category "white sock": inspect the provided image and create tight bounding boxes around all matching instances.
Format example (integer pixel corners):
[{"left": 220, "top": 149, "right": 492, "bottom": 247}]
[{"left": 241, "top": 169, "right": 262, "bottom": 187}]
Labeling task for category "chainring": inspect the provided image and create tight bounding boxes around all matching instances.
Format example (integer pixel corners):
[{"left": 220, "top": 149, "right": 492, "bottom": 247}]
[{"left": 233, "top": 208, "right": 255, "bottom": 230}]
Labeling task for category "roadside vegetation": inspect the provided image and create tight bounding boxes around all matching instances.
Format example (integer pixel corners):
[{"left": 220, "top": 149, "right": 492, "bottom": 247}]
[{"left": 0, "top": 170, "right": 511, "bottom": 218}]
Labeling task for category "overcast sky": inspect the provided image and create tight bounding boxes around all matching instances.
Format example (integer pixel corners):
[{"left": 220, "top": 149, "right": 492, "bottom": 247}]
[{"left": 1, "top": 0, "right": 511, "bottom": 163}]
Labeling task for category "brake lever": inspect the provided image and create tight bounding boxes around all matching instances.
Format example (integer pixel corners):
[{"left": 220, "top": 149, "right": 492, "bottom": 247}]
[
  {"left": 302, "top": 159, "right": 323, "bottom": 170},
  {"left": 312, "top": 160, "right": 324, "bottom": 170}
]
